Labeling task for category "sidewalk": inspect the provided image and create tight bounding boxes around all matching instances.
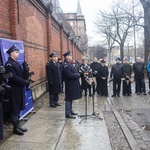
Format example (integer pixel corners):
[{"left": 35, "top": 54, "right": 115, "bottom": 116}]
[{"left": 0, "top": 94, "right": 112, "bottom": 150}]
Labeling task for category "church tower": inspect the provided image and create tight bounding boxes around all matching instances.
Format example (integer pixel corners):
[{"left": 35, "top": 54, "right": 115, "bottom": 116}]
[{"left": 63, "top": 0, "right": 88, "bottom": 54}]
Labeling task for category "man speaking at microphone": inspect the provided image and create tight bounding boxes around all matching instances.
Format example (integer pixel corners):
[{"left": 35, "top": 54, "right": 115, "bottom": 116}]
[{"left": 62, "top": 51, "right": 82, "bottom": 119}]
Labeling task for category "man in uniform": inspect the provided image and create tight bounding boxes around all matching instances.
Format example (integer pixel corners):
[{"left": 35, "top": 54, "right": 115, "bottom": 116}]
[
  {"left": 5, "top": 45, "right": 28, "bottom": 135},
  {"left": 46, "top": 52, "right": 62, "bottom": 107},
  {"left": 62, "top": 51, "right": 82, "bottom": 119}
]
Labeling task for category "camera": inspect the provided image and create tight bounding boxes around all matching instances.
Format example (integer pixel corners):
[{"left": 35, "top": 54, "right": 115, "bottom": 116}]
[{"left": 0, "top": 62, "right": 12, "bottom": 103}]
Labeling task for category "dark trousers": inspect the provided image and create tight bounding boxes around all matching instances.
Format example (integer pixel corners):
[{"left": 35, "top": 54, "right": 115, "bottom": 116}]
[
  {"left": 113, "top": 78, "right": 121, "bottom": 95},
  {"left": 11, "top": 112, "right": 20, "bottom": 122},
  {"left": 0, "top": 103, "right": 3, "bottom": 141},
  {"left": 65, "top": 100, "right": 73, "bottom": 116},
  {"left": 84, "top": 85, "right": 92, "bottom": 96},
  {"left": 148, "top": 77, "right": 150, "bottom": 90},
  {"left": 135, "top": 78, "right": 146, "bottom": 93},
  {"left": 49, "top": 93, "right": 58, "bottom": 106}
]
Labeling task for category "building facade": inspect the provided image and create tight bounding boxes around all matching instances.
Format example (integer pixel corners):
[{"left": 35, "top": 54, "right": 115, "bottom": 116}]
[{"left": 0, "top": 0, "right": 82, "bottom": 100}]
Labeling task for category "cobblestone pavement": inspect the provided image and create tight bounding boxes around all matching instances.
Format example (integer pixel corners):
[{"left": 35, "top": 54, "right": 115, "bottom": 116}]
[
  {"left": 103, "top": 111, "right": 131, "bottom": 150},
  {"left": 108, "top": 81, "right": 150, "bottom": 150}
]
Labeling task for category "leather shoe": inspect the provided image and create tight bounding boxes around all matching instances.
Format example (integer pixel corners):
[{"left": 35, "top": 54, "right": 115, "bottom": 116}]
[
  {"left": 13, "top": 128, "right": 24, "bottom": 135},
  {"left": 55, "top": 103, "right": 62, "bottom": 106},
  {"left": 50, "top": 104, "right": 56, "bottom": 107},
  {"left": 111, "top": 95, "right": 116, "bottom": 97},
  {"left": 71, "top": 112, "right": 78, "bottom": 115},
  {"left": 18, "top": 125, "right": 27, "bottom": 132},
  {"left": 66, "top": 115, "right": 76, "bottom": 119}
]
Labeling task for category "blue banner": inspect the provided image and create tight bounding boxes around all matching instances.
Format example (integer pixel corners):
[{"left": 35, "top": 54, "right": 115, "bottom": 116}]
[{"left": 0, "top": 38, "right": 34, "bottom": 119}]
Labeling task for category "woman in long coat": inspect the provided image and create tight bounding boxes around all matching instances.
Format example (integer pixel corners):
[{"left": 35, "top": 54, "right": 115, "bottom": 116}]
[{"left": 79, "top": 59, "right": 92, "bottom": 96}]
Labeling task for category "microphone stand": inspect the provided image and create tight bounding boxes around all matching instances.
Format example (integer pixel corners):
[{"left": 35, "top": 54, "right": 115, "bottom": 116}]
[
  {"left": 91, "top": 81, "right": 103, "bottom": 120},
  {"left": 78, "top": 73, "right": 103, "bottom": 124}
]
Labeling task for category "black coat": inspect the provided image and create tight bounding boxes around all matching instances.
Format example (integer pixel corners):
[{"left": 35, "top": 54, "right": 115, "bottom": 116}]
[
  {"left": 122, "top": 63, "right": 132, "bottom": 78},
  {"left": 133, "top": 62, "right": 145, "bottom": 79},
  {"left": 0, "top": 103, "right": 3, "bottom": 141},
  {"left": 110, "top": 63, "right": 123, "bottom": 79},
  {"left": 97, "top": 65, "right": 109, "bottom": 79},
  {"left": 79, "top": 63, "right": 91, "bottom": 89},
  {"left": 62, "top": 59, "right": 82, "bottom": 101},
  {"left": 97, "top": 65, "right": 109, "bottom": 95},
  {"left": 90, "top": 62, "right": 99, "bottom": 77},
  {"left": 46, "top": 60, "right": 61, "bottom": 94},
  {"left": 5, "top": 57, "right": 26, "bottom": 113}
]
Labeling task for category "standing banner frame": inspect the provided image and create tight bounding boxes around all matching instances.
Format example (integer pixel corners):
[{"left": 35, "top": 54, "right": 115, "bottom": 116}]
[{"left": 0, "top": 38, "right": 34, "bottom": 120}]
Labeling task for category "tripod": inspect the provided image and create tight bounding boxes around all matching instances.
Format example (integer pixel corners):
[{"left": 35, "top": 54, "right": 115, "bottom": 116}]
[{"left": 78, "top": 81, "right": 103, "bottom": 124}]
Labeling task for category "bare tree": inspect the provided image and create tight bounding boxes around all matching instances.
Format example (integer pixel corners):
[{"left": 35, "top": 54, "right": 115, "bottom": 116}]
[
  {"left": 95, "top": 0, "right": 143, "bottom": 62},
  {"left": 140, "top": 0, "right": 150, "bottom": 64}
]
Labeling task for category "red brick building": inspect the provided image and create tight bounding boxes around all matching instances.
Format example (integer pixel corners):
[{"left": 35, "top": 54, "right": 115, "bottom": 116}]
[{"left": 0, "top": 0, "right": 83, "bottom": 99}]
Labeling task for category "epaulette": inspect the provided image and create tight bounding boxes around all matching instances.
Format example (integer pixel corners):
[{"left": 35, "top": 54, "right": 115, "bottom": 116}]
[
  {"left": 6, "top": 63, "right": 12, "bottom": 67},
  {"left": 46, "top": 62, "right": 50, "bottom": 65},
  {"left": 63, "top": 63, "right": 68, "bottom": 68}
]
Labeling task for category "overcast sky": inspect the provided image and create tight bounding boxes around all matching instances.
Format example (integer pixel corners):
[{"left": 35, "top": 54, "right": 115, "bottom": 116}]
[{"left": 58, "top": 0, "right": 113, "bottom": 45}]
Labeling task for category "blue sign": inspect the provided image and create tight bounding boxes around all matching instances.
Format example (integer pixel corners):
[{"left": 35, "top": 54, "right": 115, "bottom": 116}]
[{"left": 0, "top": 38, "right": 34, "bottom": 119}]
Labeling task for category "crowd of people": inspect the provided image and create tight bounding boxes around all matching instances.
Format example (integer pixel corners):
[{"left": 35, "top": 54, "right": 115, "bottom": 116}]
[
  {"left": 1, "top": 45, "right": 150, "bottom": 140},
  {"left": 46, "top": 53, "right": 150, "bottom": 118}
]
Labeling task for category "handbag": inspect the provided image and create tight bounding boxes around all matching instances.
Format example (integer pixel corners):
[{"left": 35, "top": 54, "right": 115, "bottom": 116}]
[{"left": 86, "top": 77, "right": 96, "bottom": 85}]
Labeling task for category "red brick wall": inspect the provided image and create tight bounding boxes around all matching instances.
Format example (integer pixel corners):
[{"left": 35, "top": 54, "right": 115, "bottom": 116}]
[
  {"left": 0, "top": 0, "right": 82, "bottom": 87},
  {"left": 17, "top": 0, "right": 48, "bottom": 85},
  {"left": 51, "top": 19, "right": 61, "bottom": 58},
  {"left": 62, "top": 34, "right": 68, "bottom": 56},
  {"left": 0, "top": 0, "right": 11, "bottom": 38}
]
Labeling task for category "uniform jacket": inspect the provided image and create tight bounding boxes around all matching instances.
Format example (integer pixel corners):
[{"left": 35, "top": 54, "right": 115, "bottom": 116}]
[
  {"left": 62, "top": 59, "right": 82, "bottom": 101},
  {"left": 5, "top": 57, "right": 26, "bottom": 113},
  {"left": 46, "top": 60, "right": 61, "bottom": 94}
]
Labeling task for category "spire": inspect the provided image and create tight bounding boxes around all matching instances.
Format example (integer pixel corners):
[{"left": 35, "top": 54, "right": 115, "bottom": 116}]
[{"left": 77, "top": 0, "right": 82, "bottom": 15}]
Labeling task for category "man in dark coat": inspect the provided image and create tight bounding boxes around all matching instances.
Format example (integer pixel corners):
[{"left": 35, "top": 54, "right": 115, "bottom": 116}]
[
  {"left": 62, "top": 51, "right": 82, "bottom": 119},
  {"left": 46, "top": 52, "right": 62, "bottom": 107},
  {"left": 97, "top": 59, "right": 109, "bottom": 96},
  {"left": 133, "top": 57, "right": 146, "bottom": 95},
  {"left": 5, "top": 45, "right": 28, "bottom": 135},
  {"left": 0, "top": 101, "right": 3, "bottom": 141},
  {"left": 122, "top": 58, "right": 132, "bottom": 96},
  {"left": 58, "top": 58, "right": 64, "bottom": 92},
  {"left": 110, "top": 57, "right": 123, "bottom": 97},
  {"left": 0, "top": 62, "right": 6, "bottom": 141}
]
